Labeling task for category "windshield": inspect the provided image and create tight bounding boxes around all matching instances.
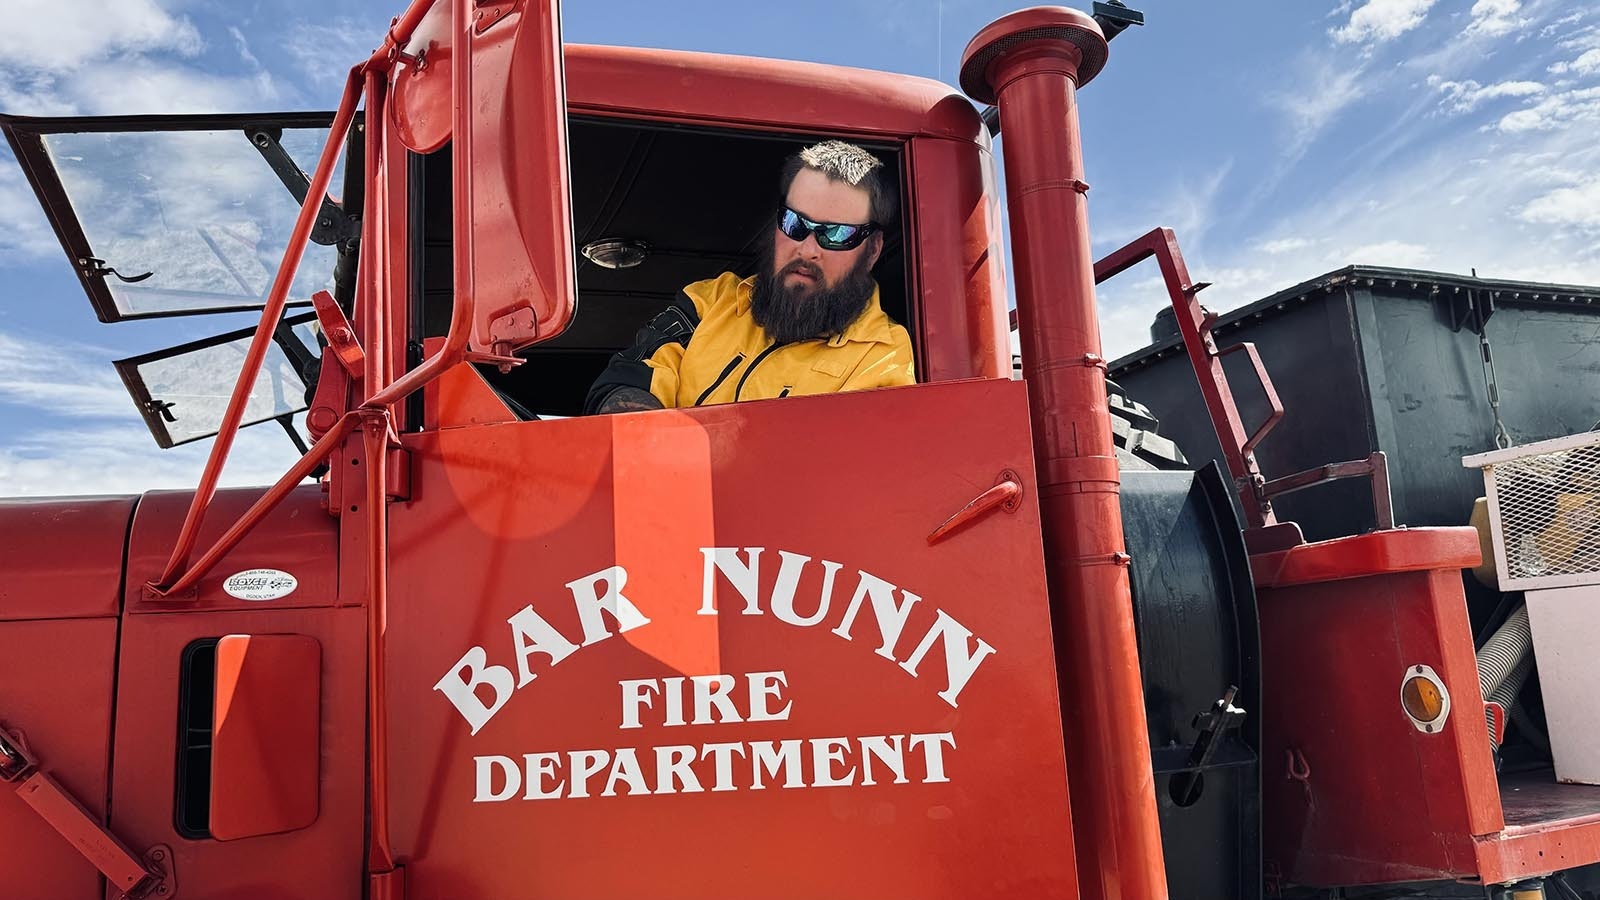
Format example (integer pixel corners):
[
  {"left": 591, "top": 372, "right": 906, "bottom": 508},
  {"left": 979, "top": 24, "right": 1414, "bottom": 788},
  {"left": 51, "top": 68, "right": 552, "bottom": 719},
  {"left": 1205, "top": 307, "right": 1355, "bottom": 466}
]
[
  {"left": 42, "top": 126, "right": 343, "bottom": 317},
  {"left": 116, "top": 313, "right": 321, "bottom": 448}
]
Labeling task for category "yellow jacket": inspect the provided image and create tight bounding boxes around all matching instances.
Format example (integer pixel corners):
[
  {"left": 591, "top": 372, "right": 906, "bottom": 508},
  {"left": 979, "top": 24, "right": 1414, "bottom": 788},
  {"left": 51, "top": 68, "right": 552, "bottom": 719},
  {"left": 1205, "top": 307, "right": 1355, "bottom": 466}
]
[{"left": 585, "top": 272, "right": 915, "bottom": 411}]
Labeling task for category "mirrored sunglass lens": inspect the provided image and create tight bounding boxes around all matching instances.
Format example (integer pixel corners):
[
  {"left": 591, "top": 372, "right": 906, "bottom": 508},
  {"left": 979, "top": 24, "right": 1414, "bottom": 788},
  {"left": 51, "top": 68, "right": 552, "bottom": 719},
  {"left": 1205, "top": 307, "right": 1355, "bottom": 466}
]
[
  {"left": 779, "top": 208, "right": 806, "bottom": 239},
  {"left": 821, "top": 224, "right": 860, "bottom": 246}
]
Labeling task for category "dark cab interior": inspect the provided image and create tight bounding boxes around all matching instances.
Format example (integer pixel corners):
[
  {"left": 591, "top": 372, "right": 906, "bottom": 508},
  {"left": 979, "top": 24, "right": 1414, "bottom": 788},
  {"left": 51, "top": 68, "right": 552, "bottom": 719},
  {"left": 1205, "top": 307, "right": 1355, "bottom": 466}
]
[{"left": 413, "top": 115, "right": 910, "bottom": 417}]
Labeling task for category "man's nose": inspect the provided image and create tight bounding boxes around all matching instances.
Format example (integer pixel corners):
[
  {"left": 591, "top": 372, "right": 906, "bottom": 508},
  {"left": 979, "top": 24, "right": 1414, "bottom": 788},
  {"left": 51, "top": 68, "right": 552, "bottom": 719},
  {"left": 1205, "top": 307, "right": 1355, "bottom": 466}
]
[{"left": 797, "top": 233, "right": 823, "bottom": 260}]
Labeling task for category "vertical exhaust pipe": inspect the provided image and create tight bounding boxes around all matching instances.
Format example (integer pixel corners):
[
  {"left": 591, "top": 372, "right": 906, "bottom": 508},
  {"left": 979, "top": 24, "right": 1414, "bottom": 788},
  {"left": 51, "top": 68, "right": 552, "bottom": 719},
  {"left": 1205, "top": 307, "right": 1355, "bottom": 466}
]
[{"left": 960, "top": 9, "right": 1168, "bottom": 899}]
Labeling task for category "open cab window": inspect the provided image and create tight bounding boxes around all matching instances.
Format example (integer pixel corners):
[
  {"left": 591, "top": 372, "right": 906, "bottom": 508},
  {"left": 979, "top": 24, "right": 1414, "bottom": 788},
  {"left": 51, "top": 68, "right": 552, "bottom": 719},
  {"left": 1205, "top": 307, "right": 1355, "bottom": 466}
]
[
  {"left": 2, "top": 112, "right": 357, "bottom": 451},
  {"left": 1, "top": 113, "right": 350, "bottom": 321},
  {"left": 408, "top": 116, "right": 912, "bottom": 419}
]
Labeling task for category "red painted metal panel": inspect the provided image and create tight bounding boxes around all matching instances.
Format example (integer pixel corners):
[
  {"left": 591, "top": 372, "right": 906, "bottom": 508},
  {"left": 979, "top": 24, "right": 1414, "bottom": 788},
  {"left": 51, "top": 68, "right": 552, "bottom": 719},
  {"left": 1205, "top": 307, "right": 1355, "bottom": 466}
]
[
  {"left": 1475, "top": 776, "right": 1600, "bottom": 881},
  {"left": 122, "top": 486, "right": 338, "bottom": 613},
  {"left": 14, "top": 772, "right": 149, "bottom": 894},
  {"left": 1257, "top": 561, "right": 1501, "bottom": 886},
  {"left": 210, "top": 634, "right": 322, "bottom": 841},
  {"left": 564, "top": 44, "right": 982, "bottom": 142},
  {"left": 0, "top": 497, "right": 134, "bottom": 621},
  {"left": 909, "top": 137, "right": 1011, "bottom": 383},
  {"left": 1251, "top": 527, "right": 1481, "bottom": 588},
  {"left": 0, "top": 617, "right": 117, "bottom": 900},
  {"left": 107, "top": 607, "right": 364, "bottom": 899},
  {"left": 384, "top": 378, "right": 1078, "bottom": 900}
]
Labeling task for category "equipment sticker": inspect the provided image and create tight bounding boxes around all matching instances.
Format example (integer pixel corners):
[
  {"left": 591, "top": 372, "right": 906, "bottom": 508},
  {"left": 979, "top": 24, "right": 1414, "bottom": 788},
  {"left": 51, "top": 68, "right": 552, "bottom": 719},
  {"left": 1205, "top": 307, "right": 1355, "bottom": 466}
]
[{"left": 222, "top": 568, "right": 299, "bottom": 601}]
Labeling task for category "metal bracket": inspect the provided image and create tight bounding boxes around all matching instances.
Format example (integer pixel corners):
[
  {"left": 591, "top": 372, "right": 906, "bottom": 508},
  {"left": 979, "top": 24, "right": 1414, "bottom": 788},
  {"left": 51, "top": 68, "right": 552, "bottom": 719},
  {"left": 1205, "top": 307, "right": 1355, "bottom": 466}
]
[
  {"left": 475, "top": 0, "right": 518, "bottom": 34},
  {"left": 0, "top": 724, "right": 36, "bottom": 781},
  {"left": 312, "top": 289, "right": 366, "bottom": 378},
  {"left": 1257, "top": 451, "right": 1394, "bottom": 531},
  {"left": 1092, "top": 0, "right": 1145, "bottom": 41},
  {"left": 1444, "top": 283, "right": 1495, "bottom": 335},
  {"left": 245, "top": 126, "right": 359, "bottom": 246},
  {"left": 1169, "top": 686, "right": 1246, "bottom": 806},
  {"left": 2, "top": 720, "right": 166, "bottom": 897}
]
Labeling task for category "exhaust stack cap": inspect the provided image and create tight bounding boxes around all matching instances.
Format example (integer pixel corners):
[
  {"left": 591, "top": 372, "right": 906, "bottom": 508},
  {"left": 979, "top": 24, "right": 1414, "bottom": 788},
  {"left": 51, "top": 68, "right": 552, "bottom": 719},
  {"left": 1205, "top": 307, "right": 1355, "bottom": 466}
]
[{"left": 959, "top": 6, "right": 1109, "bottom": 105}]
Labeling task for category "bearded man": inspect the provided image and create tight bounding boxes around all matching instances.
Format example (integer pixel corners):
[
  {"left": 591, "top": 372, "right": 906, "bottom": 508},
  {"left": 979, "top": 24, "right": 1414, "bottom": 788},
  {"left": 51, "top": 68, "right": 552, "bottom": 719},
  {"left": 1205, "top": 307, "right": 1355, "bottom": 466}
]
[{"left": 583, "top": 140, "right": 915, "bottom": 414}]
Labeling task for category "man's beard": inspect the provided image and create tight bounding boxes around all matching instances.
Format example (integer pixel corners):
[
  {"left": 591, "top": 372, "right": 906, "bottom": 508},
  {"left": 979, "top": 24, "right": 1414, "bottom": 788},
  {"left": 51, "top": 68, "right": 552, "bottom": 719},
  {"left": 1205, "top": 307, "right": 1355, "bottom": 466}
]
[{"left": 749, "top": 241, "right": 877, "bottom": 345}]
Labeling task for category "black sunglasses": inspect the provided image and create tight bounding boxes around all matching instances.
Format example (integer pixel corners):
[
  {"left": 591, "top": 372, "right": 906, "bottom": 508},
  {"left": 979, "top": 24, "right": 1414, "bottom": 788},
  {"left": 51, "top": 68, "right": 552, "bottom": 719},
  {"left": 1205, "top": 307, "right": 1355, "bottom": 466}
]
[{"left": 778, "top": 205, "right": 877, "bottom": 251}]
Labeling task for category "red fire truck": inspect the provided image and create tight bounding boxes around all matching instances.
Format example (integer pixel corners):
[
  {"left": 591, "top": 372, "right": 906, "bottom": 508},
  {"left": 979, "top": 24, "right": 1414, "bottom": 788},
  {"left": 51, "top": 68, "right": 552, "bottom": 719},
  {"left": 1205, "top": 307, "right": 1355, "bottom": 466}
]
[{"left": 4, "top": 2, "right": 1600, "bottom": 898}]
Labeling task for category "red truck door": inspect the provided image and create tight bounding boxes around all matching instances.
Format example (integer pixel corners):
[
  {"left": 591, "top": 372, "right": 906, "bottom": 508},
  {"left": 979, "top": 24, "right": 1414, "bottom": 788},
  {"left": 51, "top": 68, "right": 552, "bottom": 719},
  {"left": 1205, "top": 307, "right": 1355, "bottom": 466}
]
[{"left": 385, "top": 376, "right": 1078, "bottom": 899}]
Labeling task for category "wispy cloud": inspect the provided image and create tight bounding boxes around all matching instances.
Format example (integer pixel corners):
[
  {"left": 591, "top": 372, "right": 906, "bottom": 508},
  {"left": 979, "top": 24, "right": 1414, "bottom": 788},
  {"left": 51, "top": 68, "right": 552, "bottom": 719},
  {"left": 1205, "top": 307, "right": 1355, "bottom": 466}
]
[
  {"left": 0, "top": 0, "right": 200, "bottom": 72},
  {"left": 1464, "top": 0, "right": 1530, "bottom": 39},
  {"left": 0, "top": 327, "right": 304, "bottom": 496},
  {"left": 1493, "top": 85, "right": 1600, "bottom": 132},
  {"left": 1428, "top": 75, "right": 1546, "bottom": 113},
  {"left": 0, "top": 331, "right": 130, "bottom": 418},
  {"left": 0, "top": 166, "right": 61, "bottom": 260},
  {"left": 1548, "top": 48, "right": 1600, "bottom": 76},
  {"left": 1265, "top": 54, "right": 1366, "bottom": 165},
  {"left": 1519, "top": 179, "right": 1600, "bottom": 230},
  {"left": 285, "top": 19, "right": 380, "bottom": 89},
  {"left": 1258, "top": 237, "right": 1316, "bottom": 255},
  {"left": 0, "top": 422, "right": 301, "bottom": 497},
  {"left": 1330, "top": 0, "right": 1438, "bottom": 44},
  {"left": 68, "top": 61, "right": 281, "bottom": 115}
]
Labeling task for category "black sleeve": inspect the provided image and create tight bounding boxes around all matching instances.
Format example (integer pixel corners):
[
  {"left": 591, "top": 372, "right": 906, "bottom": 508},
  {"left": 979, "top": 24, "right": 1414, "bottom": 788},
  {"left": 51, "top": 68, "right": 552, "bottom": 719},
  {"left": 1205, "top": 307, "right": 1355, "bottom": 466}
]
[{"left": 583, "top": 291, "right": 701, "bottom": 414}]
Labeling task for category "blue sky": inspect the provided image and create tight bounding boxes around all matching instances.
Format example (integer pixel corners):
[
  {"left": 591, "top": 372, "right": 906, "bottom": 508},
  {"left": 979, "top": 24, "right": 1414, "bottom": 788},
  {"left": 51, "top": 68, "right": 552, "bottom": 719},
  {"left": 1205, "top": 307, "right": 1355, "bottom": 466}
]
[{"left": 1, "top": 0, "right": 1597, "bottom": 495}]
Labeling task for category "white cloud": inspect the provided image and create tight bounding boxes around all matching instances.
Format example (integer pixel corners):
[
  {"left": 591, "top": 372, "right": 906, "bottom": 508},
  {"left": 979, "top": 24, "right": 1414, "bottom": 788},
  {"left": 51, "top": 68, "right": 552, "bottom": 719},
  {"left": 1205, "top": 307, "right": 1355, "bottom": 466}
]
[
  {"left": 1340, "top": 240, "right": 1433, "bottom": 266},
  {"left": 0, "top": 331, "right": 131, "bottom": 418},
  {"left": 0, "top": 165, "right": 61, "bottom": 260},
  {"left": 0, "top": 422, "right": 302, "bottom": 497},
  {"left": 1267, "top": 57, "right": 1366, "bottom": 164},
  {"left": 1428, "top": 75, "right": 1546, "bottom": 112},
  {"left": 1258, "top": 237, "right": 1315, "bottom": 255},
  {"left": 285, "top": 19, "right": 380, "bottom": 90},
  {"left": 67, "top": 61, "right": 281, "bottom": 115},
  {"left": 0, "top": 328, "right": 305, "bottom": 496},
  {"left": 1556, "top": 24, "right": 1600, "bottom": 53},
  {"left": 1519, "top": 179, "right": 1600, "bottom": 229},
  {"left": 1330, "top": 0, "right": 1438, "bottom": 44},
  {"left": 0, "top": 0, "right": 200, "bottom": 72},
  {"left": 228, "top": 26, "right": 262, "bottom": 72},
  {"left": 1548, "top": 48, "right": 1600, "bottom": 76},
  {"left": 1464, "top": 0, "right": 1529, "bottom": 39},
  {"left": 1494, "top": 85, "right": 1600, "bottom": 132},
  {"left": 1541, "top": 12, "right": 1587, "bottom": 39}
]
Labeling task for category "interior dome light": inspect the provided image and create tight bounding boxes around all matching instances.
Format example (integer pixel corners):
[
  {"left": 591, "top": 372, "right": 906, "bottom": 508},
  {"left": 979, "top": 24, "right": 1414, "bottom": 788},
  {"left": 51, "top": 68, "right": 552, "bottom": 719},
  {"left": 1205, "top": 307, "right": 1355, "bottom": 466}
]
[{"left": 581, "top": 238, "right": 649, "bottom": 269}]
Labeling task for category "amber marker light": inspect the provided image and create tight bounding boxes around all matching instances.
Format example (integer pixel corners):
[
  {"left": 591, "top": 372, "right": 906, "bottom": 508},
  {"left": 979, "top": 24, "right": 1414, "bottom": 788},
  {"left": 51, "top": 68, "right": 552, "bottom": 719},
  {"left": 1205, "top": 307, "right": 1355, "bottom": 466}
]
[{"left": 1400, "top": 664, "right": 1451, "bottom": 733}]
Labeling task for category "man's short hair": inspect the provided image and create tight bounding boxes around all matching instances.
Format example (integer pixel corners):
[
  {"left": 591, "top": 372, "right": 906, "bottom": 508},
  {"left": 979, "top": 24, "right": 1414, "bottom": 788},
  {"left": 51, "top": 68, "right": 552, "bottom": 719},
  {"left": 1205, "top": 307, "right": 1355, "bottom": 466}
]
[{"left": 777, "top": 140, "right": 897, "bottom": 227}]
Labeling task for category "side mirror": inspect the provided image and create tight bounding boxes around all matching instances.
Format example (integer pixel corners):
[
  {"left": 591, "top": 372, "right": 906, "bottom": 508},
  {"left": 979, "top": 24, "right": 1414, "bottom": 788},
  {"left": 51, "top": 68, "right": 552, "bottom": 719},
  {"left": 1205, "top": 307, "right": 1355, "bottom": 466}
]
[{"left": 391, "top": 0, "right": 577, "bottom": 356}]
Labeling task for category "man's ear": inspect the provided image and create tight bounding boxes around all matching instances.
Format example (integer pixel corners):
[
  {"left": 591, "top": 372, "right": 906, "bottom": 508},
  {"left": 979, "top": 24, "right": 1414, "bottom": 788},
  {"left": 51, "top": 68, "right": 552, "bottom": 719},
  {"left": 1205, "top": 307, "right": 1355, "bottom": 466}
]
[{"left": 867, "top": 232, "right": 884, "bottom": 269}]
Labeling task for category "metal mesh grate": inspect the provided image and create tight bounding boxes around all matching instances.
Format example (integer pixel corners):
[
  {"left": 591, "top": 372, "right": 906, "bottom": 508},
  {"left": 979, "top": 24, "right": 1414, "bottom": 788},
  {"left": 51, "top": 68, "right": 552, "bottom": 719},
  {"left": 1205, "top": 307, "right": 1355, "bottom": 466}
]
[{"left": 1472, "top": 432, "right": 1600, "bottom": 590}]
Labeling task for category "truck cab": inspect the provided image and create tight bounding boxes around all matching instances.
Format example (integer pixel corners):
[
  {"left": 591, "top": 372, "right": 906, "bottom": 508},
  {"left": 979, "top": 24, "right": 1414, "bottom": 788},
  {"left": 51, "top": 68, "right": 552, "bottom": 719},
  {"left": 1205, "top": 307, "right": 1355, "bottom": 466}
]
[{"left": 0, "top": 14, "right": 1093, "bottom": 899}]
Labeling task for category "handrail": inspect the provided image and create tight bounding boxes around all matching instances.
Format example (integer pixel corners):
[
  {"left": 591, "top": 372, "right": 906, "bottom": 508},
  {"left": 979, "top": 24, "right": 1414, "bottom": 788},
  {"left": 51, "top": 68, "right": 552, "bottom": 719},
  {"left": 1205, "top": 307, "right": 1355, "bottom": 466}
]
[
  {"left": 146, "top": 67, "right": 366, "bottom": 594},
  {"left": 362, "top": 0, "right": 478, "bottom": 412},
  {"left": 154, "top": 412, "right": 363, "bottom": 599},
  {"left": 144, "top": 0, "right": 450, "bottom": 599},
  {"left": 1090, "top": 227, "right": 1280, "bottom": 529}
]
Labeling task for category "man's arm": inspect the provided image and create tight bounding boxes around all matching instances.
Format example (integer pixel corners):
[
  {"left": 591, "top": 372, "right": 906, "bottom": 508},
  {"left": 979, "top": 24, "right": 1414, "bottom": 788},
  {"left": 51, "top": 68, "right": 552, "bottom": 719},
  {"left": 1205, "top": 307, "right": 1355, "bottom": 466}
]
[
  {"left": 583, "top": 291, "right": 701, "bottom": 414},
  {"left": 595, "top": 386, "right": 664, "bottom": 413}
]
